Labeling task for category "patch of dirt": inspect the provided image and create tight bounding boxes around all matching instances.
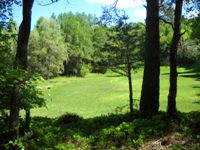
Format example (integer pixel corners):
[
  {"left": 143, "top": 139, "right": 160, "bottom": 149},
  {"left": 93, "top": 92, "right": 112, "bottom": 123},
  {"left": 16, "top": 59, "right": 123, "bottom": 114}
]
[{"left": 139, "top": 133, "right": 189, "bottom": 150}]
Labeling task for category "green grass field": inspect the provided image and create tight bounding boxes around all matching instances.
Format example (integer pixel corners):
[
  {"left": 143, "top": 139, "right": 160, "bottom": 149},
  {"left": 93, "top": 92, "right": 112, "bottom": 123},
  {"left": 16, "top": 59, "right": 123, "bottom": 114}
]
[{"left": 29, "top": 66, "right": 200, "bottom": 118}]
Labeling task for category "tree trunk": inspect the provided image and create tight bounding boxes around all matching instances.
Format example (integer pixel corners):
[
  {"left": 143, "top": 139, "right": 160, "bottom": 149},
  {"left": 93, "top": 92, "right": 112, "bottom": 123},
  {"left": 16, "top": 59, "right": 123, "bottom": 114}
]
[
  {"left": 9, "top": 0, "right": 34, "bottom": 140},
  {"left": 167, "top": 0, "right": 183, "bottom": 116},
  {"left": 127, "top": 55, "right": 133, "bottom": 113},
  {"left": 9, "top": 84, "right": 21, "bottom": 140},
  {"left": 140, "top": 0, "right": 160, "bottom": 117},
  {"left": 24, "top": 108, "right": 31, "bottom": 130}
]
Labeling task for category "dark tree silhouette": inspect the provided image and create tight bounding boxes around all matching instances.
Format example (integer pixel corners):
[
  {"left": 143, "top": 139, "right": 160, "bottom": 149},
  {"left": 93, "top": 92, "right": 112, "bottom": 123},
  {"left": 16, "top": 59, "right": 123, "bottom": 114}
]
[
  {"left": 140, "top": 0, "right": 160, "bottom": 117},
  {"left": 167, "top": 0, "right": 184, "bottom": 116},
  {"left": 9, "top": 0, "right": 61, "bottom": 141},
  {"left": 9, "top": 0, "right": 34, "bottom": 140}
]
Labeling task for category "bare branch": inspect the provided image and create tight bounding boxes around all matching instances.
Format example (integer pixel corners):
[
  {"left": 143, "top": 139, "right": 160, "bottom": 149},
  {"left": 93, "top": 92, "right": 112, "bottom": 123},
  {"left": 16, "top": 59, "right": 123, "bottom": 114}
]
[
  {"left": 159, "top": 17, "right": 174, "bottom": 30},
  {"left": 36, "top": 0, "right": 69, "bottom": 6},
  {"left": 111, "top": 68, "right": 128, "bottom": 77},
  {"left": 178, "top": 37, "right": 184, "bottom": 50},
  {"left": 180, "top": 30, "right": 186, "bottom": 37},
  {"left": 112, "top": 0, "right": 119, "bottom": 8}
]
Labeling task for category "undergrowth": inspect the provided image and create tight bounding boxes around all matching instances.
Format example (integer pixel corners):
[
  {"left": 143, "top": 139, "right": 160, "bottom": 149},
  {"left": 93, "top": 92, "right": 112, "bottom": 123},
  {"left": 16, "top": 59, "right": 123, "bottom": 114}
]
[{"left": 1, "top": 111, "right": 199, "bottom": 149}]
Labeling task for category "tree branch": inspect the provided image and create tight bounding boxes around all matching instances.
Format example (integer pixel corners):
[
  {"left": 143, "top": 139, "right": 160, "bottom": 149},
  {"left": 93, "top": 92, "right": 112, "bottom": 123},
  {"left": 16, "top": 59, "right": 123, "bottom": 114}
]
[
  {"left": 112, "top": 0, "right": 119, "bottom": 8},
  {"left": 159, "top": 17, "right": 174, "bottom": 30},
  {"left": 36, "top": 0, "right": 69, "bottom": 6},
  {"left": 111, "top": 68, "right": 127, "bottom": 77},
  {"left": 180, "top": 30, "right": 186, "bottom": 36}
]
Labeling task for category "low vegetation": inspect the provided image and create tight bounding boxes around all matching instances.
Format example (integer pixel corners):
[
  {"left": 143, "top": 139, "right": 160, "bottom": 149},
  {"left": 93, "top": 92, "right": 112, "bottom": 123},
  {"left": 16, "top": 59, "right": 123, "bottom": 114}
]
[{"left": 3, "top": 111, "right": 200, "bottom": 149}]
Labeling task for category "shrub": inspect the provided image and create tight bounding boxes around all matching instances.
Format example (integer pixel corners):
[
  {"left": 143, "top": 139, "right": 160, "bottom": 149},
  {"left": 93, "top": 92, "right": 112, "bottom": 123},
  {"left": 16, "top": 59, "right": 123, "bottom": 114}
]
[
  {"left": 57, "top": 113, "right": 83, "bottom": 124},
  {"left": 79, "top": 64, "right": 91, "bottom": 77}
]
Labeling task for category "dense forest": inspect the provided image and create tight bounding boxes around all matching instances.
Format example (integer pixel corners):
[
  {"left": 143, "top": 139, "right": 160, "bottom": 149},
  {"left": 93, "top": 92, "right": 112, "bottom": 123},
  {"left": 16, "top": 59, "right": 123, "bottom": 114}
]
[{"left": 0, "top": 0, "right": 200, "bottom": 149}]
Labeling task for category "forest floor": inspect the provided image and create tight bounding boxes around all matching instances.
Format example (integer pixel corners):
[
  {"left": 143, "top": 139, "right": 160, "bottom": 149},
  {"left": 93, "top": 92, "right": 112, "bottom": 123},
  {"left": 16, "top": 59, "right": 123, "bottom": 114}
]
[
  {"left": 19, "top": 111, "right": 200, "bottom": 149},
  {"left": 140, "top": 132, "right": 199, "bottom": 150}
]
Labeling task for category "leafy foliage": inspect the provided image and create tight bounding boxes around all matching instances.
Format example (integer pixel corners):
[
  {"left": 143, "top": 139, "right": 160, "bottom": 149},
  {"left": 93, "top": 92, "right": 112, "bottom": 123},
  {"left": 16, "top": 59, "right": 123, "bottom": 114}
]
[
  {"left": 190, "top": 14, "right": 200, "bottom": 40},
  {"left": 0, "top": 0, "right": 21, "bottom": 27},
  {"left": 58, "top": 12, "right": 95, "bottom": 77},
  {"left": 104, "top": 23, "right": 144, "bottom": 76},
  {"left": 20, "top": 73, "right": 46, "bottom": 111},
  {"left": 3, "top": 111, "right": 199, "bottom": 149},
  {"left": 57, "top": 112, "right": 84, "bottom": 124},
  {"left": 0, "top": 21, "right": 17, "bottom": 115},
  {"left": 159, "top": 17, "right": 200, "bottom": 65},
  {"left": 178, "top": 39, "right": 200, "bottom": 65},
  {"left": 0, "top": 20, "right": 46, "bottom": 146},
  {"left": 28, "top": 16, "right": 67, "bottom": 79},
  {"left": 92, "top": 25, "right": 109, "bottom": 73}
]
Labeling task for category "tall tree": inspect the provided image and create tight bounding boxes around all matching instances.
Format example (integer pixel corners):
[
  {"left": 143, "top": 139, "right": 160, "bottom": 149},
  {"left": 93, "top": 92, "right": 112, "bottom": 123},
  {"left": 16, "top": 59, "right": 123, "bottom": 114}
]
[
  {"left": 167, "top": 0, "right": 184, "bottom": 116},
  {"left": 58, "top": 12, "right": 95, "bottom": 77},
  {"left": 104, "top": 23, "right": 142, "bottom": 112},
  {"left": 9, "top": 0, "right": 34, "bottom": 140},
  {"left": 92, "top": 25, "right": 108, "bottom": 73},
  {"left": 29, "top": 16, "right": 67, "bottom": 79},
  {"left": 191, "top": 14, "right": 200, "bottom": 40},
  {"left": 140, "top": 0, "right": 160, "bottom": 117}
]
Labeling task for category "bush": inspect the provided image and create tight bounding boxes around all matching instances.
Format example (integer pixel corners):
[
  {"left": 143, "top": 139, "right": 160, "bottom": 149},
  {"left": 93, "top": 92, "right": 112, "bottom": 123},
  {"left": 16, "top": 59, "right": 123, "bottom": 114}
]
[
  {"left": 57, "top": 113, "right": 83, "bottom": 124},
  {"left": 63, "top": 56, "right": 92, "bottom": 77},
  {"left": 79, "top": 64, "right": 91, "bottom": 77},
  {"left": 177, "top": 39, "right": 200, "bottom": 65}
]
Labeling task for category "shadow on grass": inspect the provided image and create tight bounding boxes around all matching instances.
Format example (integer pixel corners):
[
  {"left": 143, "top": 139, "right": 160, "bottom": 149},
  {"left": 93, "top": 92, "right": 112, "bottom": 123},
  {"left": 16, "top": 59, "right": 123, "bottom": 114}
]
[
  {"left": 162, "top": 64, "right": 200, "bottom": 105},
  {"left": 162, "top": 70, "right": 200, "bottom": 81},
  {"left": 175, "top": 65, "right": 200, "bottom": 102},
  {"left": 105, "top": 74, "right": 123, "bottom": 77},
  {"left": 179, "top": 64, "right": 200, "bottom": 80},
  {"left": 162, "top": 70, "right": 200, "bottom": 79},
  {"left": 192, "top": 86, "right": 200, "bottom": 104},
  {"left": 180, "top": 73, "right": 200, "bottom": 80},
  {"left": 162, "top": 64, "right": 200, "bottom": 80}
]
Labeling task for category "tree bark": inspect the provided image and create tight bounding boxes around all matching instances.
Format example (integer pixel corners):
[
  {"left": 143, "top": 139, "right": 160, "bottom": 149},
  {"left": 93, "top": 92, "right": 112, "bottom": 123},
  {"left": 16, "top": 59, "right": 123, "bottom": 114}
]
[
  {"left": 167, "top": 0, "right": 183, "bottom": 116},
  {"left": 9, "top": 0, "right": 34, "bottom": 140},
  {"left": 140, "top": 0, "right": 160, "bottom": 117},
  {"left": 127, "top": 55, "right": 133, "bottom": 113},
  {"left": 24, "top": 108, "right": 31, "bottom": 130}
]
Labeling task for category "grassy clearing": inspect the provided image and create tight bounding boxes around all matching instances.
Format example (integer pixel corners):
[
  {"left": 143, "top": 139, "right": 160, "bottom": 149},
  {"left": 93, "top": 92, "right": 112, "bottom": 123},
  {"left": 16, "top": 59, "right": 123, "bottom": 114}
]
[
  {"left": 4, "top": 66, "right": 199, "bottom": 149},
  {"left": 28, "top": 66, "right": 200, "bottom": 118}
]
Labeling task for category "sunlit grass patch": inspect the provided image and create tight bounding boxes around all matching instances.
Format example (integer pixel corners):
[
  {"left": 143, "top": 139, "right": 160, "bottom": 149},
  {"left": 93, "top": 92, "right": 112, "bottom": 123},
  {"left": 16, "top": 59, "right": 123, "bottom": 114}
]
[{"left": 29, "top": 66, "right": 200, "bottom": 118}]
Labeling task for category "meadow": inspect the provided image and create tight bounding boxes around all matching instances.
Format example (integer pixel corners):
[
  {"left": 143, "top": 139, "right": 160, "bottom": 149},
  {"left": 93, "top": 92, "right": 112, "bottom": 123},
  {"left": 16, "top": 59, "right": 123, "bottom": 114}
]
[
  {"left": 17, "top": 66, "right": 200, "bottom": 149},
  {"left": 29, "top": 66, "right": 200, "bottom": 118}
]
